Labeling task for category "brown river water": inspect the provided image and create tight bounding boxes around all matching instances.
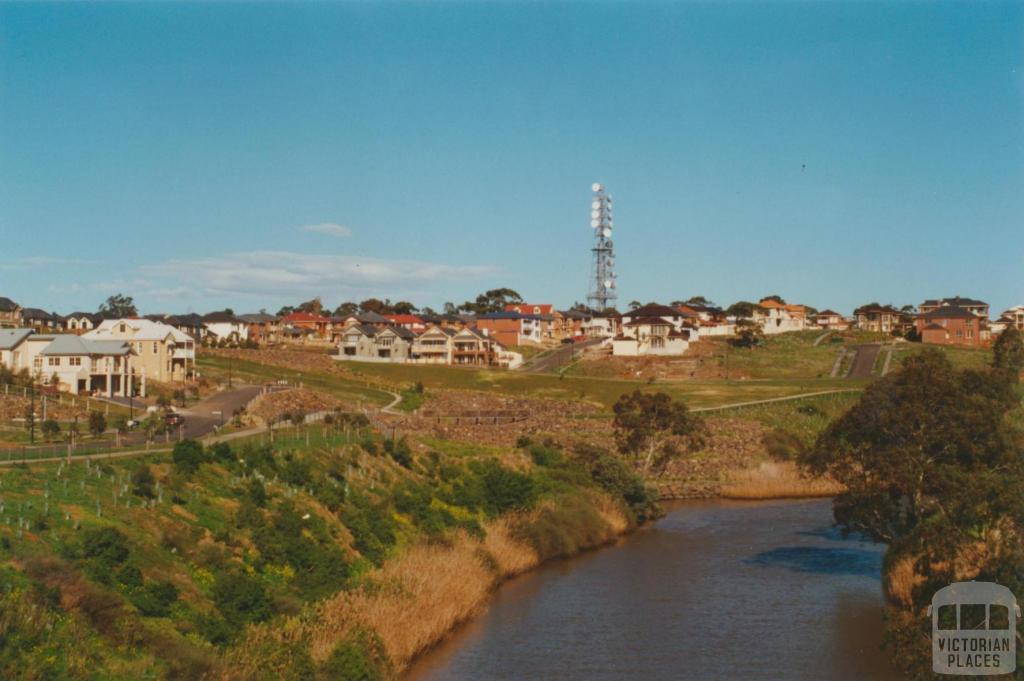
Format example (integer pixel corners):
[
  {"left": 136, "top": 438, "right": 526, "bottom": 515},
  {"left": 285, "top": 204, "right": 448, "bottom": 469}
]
[{"left": 405, "top": 498, "right": 904, "bottom": 681}]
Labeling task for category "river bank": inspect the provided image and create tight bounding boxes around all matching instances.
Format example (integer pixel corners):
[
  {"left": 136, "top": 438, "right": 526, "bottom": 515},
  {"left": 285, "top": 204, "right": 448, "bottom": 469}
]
[
  {"left": 225, "top": 489, "right": 639, "bottom": 679},
  {"left": 405, "top": 498, "right": 902, "bottom": 681}
]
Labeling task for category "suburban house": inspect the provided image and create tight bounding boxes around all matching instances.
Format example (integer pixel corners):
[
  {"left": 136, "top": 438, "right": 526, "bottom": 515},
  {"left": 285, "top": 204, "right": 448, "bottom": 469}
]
[
  {"left": 451, "top": 327, "right": 497, "bottom": 365},
  {"left": 84, "top": 318, "right": 194, "bottom": 387},
  {"left": 281, "top": 311, "right": 331, "bottom": 339},
  {"left": 752, "top": 299, "right": 807, "bottom": 334},
  {"left": 473, "top": 312, "right": 543, "bottom": 347},
  {"left": 676, "top": 303, "right": 735, "bottom": 337},
  {"left": 384, "top": 314, "right": 427, "bottom": 334},
  {"left": 996, "top": 305, "right": 1024, "bottom": 332},
  {"left": 0, "top": 328, "right": 34, "bottom": 371},
  {"left": 853, "top": 304, "right": 905, "bottom": 334},
  {"left": 409, "top": 325, "right": 457, "bottom": 364},
  {"left": 920, "top": 296, "right": 989, "bottom": 319},
  {"left": 336, "top": 324, "right": 414, "bottom": 362},
  {"left": 0, "top": 297, "right": 23, "bottom": 328},
  {"left": 811, "top": 310, "right": 849, "bottom": 331},
  {"left": 557, "top": 309, "right": 593, "bottom": 339},
  {"left": 916, "top": 306, "right": 989, "bottom": 347},
  {"left": 202, "top": 312, "right": 249, "bottom": 343},
  {"left": 63, "top": 312, "right": 102, "bottom": 335},
  {"left": 504, "top": 304, "right": 557, "bottom": 339},
  {"left": 148, "top": 313, "right": 206, "bottom": 341},
  {"left": 420, "top": 313, "right": 468, "bottom": 330},
  {"left": 621, "top": 303, "right": 686, "bottom": 331},
  {"left": 37, "top": 335, "right": 134, "bottom": 396},
  {"left": 237, "top": 313, "right": 280, "bottom": 345},
  {"left": 613, "top": 317, "right": 691, "bottom": 356},
  {"left": 583, "top": 310, "right": 621, "bottom": 338},
  {"left": 21, "top": 308, "right": 59, "bottom": 332}
]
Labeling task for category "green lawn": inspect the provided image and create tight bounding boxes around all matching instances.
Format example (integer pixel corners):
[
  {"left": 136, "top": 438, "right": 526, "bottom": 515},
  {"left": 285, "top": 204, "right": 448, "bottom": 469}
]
[
  {"left": 196, "top": 356, "right": 394, "bottom": 407},
  {"left": 890, "top": 342, "right": 991, "bottom": 371},
  {"left": 705, "top": 330, "right": 844, "bottom": 379},
  {"left": 326, "top": 359, "right": 865, "bottom": 411}
]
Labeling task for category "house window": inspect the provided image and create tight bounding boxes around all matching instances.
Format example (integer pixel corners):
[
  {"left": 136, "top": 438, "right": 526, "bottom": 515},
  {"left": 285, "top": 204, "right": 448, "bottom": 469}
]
[
  {"left": 69, "top": 357, "right": 81, "bottom": 367},
  {"left": 48, "top": 357, "right": 60, "bottom": 367},
  {"left": 152, "top": 342, "right": 158, "bottom": 354},
  {"left": 651, "top": 337, "right": 665, "bottom": 349},
  {"left": 119, "top": 323, "right": 126, "bottom": 333}
]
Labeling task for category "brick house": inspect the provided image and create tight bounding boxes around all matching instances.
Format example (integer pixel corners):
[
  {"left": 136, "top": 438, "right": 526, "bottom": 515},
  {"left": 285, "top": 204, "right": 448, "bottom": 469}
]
[
  {"left": 281, "top": 311, "right": 331, "bottom": 339},
  {"left": 474, "top": 312, "right": 542, "bottom": 347},
  {"left": 237, "top": 313, "right": 280, "bottom": 345},
  {"left": 920, "top": 296, "right": 989, "bottom": 318},
  {"left": 917, "top": 306, "right": 989, "bottom": 346}
]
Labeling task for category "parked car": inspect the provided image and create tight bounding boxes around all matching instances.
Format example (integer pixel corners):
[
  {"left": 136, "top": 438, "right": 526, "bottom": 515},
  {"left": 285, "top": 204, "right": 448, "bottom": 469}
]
[
  {"left": 561, "top": 337, "right": 575, "bottom": 345},
  {"left": 126, "top": 419, "right": 141, "bottom": 430},
  {"left": 165, "top": 413, "right": 185, "bottom": 427}
]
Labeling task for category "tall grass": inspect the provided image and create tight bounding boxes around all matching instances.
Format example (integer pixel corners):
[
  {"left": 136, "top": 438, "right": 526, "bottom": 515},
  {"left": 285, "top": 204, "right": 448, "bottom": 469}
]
[
  {"left": 719, "top": 461, "right": 843, "bottom": 499},
  {"left": 225, "top": 492, "right": 630, "bottom": 678}
]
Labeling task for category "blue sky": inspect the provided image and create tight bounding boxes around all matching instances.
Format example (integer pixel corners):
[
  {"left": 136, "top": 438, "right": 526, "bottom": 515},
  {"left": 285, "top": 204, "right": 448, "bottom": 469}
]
[{"left": 1, "top": 1, "right": 1022, "bottom": 316}]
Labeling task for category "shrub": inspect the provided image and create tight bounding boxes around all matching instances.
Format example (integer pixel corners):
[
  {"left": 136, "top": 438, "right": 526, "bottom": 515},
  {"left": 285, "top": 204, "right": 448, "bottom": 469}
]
[
  {"left": 515, "top": 435, "right": 532, "bottom": 449},
  {"left": 581, "top": 446, "right": 659, "bottom": 522},
  {"left": 82, "top": 526, "right": 130, "bottom": 566},
  {"left": 762, "top": 428, "right": 806, "bottom": 461},
  {"left": 212, "top": 571, "right": 273, "bottom": 626},
  {"left": 528, "top": 444, "right": 563, "bottom": 467},
  {"left": 130, "top": 580, "right": 178, "bottom": 617},
  {"left": 319, "top": 627, "right": 391, "bottom": 681},
  {"left": 282, "top": 457, "right": 312, "bottom": 486},
  {"left": 172, "top": 439, "right": 207, "bottom": 476},
  {"left": 210, "top": 441, "right": 234, "bottom": 464},
  {"left": 514, "top": 494, "right": 612, "bottom": 562},
  {"left": 247, "top": 479, "right": 268, "bottom": 507},
  {"left": 480, "top": 462, "right": 537, "bottom": 517},
  {"left": 386, "top": 437, "right": 413, "bottom": 469},
  {"left": 341, "top": 496, "right": 397, "bottom": 566},
  {"left": 88, "top": 410, "right": 107, "bottom": 438},
  {"left": 40, "top": 419, "right": 60, "bottom": 441},
  {"left": 131, "top": 464, "right": 156, "bottom": 498}
]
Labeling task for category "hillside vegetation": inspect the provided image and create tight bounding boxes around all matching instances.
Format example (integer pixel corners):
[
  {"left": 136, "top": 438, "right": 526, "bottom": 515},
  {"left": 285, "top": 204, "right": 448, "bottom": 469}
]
[{"left": 0, "top": 418, "right": 655, "bottom": 680}]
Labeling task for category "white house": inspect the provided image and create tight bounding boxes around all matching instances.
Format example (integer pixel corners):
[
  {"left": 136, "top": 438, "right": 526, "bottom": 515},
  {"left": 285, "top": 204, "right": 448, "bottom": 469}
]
[
  {"left": 38, "top": 335, "right": 134, "bottom": 396},
  {"left": 750, "top": 299, "right": 807, "bottom": 335},
  {"left": 202, "top": 312, "right": 249, "bottom": 343},
  {"left": 0, "top": 328, "right": 34, "bottom": 372},
  {"left": 613, "top": 318, "right": 690, "bottom": 356}
]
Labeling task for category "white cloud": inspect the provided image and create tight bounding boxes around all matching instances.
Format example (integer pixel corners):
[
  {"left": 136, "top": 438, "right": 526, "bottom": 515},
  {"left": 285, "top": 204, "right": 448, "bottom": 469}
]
[
  {"left": 301, "top": 223, "right": 353, "bottom": 238},
  {"left": 141, "top": 250, "right": 494, "bottom": 300}
]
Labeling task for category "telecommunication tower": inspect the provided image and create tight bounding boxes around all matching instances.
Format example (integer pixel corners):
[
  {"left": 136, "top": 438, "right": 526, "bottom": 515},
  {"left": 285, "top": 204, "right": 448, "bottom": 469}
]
[{"left": 586, "top": 182, "right": 617, "bottom": 311}]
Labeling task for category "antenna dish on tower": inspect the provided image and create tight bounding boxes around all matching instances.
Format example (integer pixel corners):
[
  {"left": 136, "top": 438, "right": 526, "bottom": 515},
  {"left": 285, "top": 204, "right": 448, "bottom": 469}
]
[{"left": 586, "top": 182, "right": 618, "bottom": 310}]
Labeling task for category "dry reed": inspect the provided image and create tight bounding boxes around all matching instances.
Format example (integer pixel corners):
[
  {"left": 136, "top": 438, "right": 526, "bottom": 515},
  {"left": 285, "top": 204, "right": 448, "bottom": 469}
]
[{"left": 719, "top": 461, "right": 844, "bottom": 499}]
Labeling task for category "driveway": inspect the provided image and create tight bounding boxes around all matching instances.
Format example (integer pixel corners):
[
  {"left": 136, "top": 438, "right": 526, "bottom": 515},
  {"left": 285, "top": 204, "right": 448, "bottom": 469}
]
[
  {"left": 177, "top": 385, "right": 263, "bottom": 439},
  {"left": 847, "top": 344, "right": 881, "bottom": 378},
  {"left": 520, "top": 338, "right": 604, "bottom": 373}
]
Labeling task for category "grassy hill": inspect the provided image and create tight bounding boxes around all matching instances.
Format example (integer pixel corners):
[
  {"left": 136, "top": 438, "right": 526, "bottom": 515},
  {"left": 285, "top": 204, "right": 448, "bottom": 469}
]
[{"left": 0, "top": 420, "right": 654, "bottom": 680}]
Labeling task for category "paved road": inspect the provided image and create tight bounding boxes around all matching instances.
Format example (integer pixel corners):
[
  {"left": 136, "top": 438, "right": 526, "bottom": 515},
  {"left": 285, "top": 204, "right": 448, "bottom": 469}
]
[
  {"left": 520, "top": 338, "right": 604, "bottom": 373},
  {"left": 177, "top": 385, "right": 263, "bottom": 439},
  {"left": 847, "top": 344, "right": 881, "bottom": 378}
]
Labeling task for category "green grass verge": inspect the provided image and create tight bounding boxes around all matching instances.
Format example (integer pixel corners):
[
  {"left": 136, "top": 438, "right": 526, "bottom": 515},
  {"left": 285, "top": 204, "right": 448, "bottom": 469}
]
[{"left": 196, "top": 356, "right": 394, "bottom": 407}]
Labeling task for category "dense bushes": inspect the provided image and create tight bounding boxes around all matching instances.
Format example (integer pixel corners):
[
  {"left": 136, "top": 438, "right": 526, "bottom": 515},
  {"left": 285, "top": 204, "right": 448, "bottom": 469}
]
[
  {"left": 172, "top": 439, "right": 207, "bottom": 476},
  {"left": 762, "top": 428, "right": 806, "bottom": 461},
  {"left": 320, "top": 627, "right": 392, "bottom": 681},
  {"left": 212, "top": 571, "right": 273, "bottom": 627},
  {"left": 341, "top": 495, "right": 398, "bottom": 567}
]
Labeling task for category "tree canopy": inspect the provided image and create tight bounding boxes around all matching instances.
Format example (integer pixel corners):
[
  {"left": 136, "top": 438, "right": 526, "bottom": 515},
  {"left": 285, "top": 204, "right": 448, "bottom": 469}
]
[
  {"left": 612, "top": 391, "right": 706, "bottom": 475},
  {"left": 992, "top": 326, "right": 1024, "bottom": 378},
  {"left": 457, "top": 288, "right": 523, "bottom": 314},
  {"left": 97, "top": 293, "right": 137, "bottom": 319}
]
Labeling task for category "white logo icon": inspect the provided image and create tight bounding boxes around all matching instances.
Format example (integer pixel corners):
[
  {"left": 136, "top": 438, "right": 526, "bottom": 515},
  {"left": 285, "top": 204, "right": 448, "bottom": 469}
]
[{"left": 929, "top": 581, "right": 1018, "bottom": 675}]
